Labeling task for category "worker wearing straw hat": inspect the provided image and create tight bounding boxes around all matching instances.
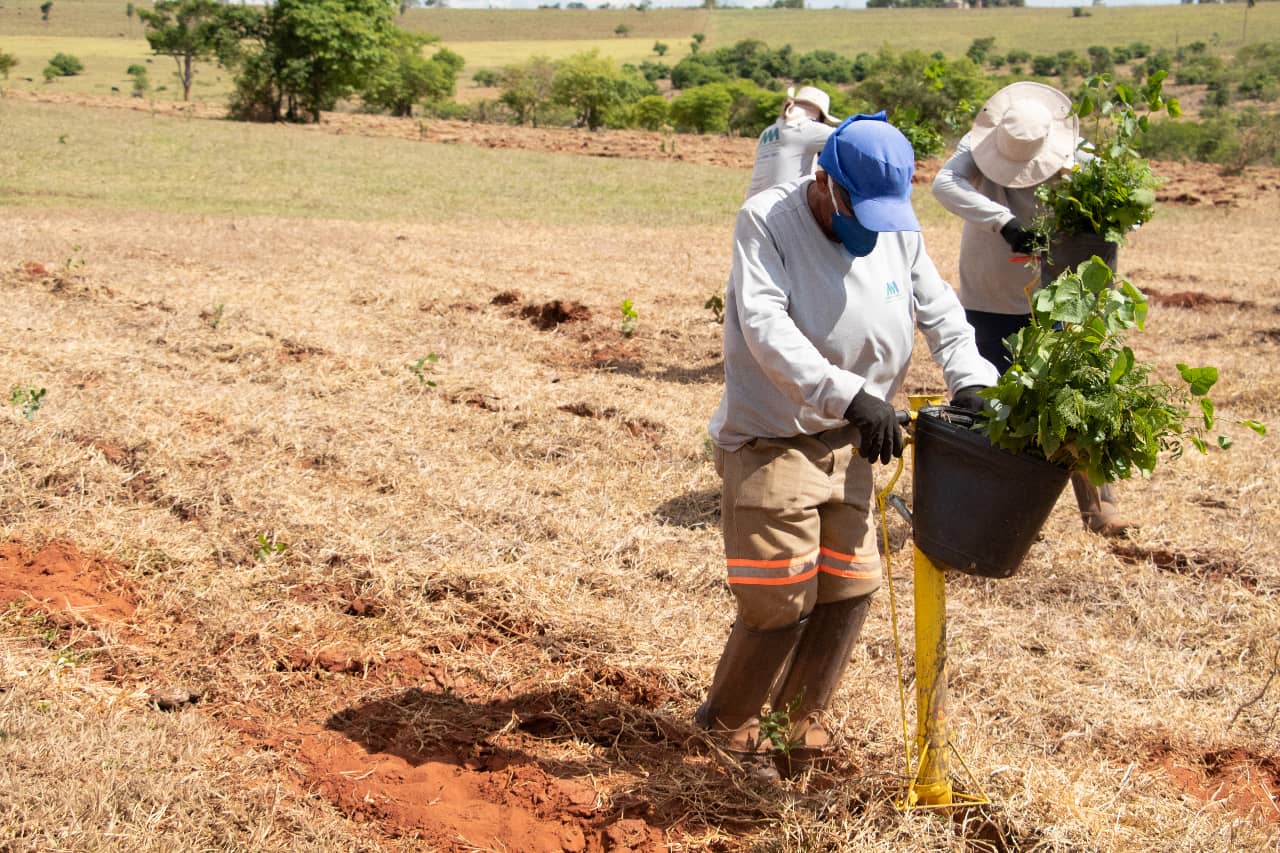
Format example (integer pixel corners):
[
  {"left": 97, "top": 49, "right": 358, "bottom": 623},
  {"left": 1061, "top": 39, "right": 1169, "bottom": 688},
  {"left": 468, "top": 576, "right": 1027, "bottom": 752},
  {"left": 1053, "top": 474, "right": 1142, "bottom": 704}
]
[
  {"left": 744, "top": 85, "right": 840, "bottom": 200},
  {"left": 699, "top": 114, "right": 997, "bottom": 781},
  {"left": 932, "top": 81, "right": 1135, "bottom": 537}
]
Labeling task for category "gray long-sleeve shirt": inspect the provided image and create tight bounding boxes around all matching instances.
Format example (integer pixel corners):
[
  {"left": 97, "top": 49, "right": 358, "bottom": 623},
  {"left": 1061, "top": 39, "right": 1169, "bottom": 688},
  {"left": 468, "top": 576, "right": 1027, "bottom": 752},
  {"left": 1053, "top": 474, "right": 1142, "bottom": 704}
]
[
  {"left": 744, "top": 118, "right": 834, "bottom": 200},
  {"left": 709, "top": 178, "right": 999, "bottom": 451},
  {"left": 930, "top": 132, "right": 1043, "bottom": 315}
]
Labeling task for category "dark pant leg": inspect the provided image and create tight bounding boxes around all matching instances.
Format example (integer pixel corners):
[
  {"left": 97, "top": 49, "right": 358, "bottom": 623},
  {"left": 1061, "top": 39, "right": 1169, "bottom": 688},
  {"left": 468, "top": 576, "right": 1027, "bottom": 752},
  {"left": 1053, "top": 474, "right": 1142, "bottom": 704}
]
[{"left": 964, "top": 309, "right": 1032, "bottom": 374}]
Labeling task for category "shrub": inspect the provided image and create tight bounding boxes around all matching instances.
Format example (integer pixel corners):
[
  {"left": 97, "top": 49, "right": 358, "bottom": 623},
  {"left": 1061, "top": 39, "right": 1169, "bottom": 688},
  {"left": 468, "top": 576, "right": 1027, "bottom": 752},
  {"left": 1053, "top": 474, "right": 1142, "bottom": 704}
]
[
  {"left": 669, "top": 83, "right": 732, "bottom": 133},
  {"left": 1128, "top": 41, "right": 1150, "bottom": 59},
  {"left": 1087, "top": 45, "right": 1112, "bottom": 74},
  {"left": 898, "top": 122, "right": 944, "bottom": 159},
  {"left": 632, "top": 94, "right": 669, "bottom": 130},
  {"left": 0, "top": 50, "right": 17, "bottom": 79},
  {"left": 637, "top": 60, "right": 669, "bottom": 83},
  {"left": 1005, "top": 48, "right": 1031, "bottom": 65},
  {"left": 472, "top": 68, "right": 499, "bottom": 87},
  {"left": 670, "top": 53, "right": 729, "bottom": 89},
  {"left": 47, "top": 52, "right": 84, "bottom": 76},
  {"left": 1032, "top": 55, "right": 1058, "bottom": 77}
]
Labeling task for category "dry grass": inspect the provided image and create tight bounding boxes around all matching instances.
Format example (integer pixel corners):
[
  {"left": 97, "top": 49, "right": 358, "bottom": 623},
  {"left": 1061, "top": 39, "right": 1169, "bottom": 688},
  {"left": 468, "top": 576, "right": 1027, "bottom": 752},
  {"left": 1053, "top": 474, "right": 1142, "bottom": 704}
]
[{"left": 1, "top": 98, "right": 1278, "bottom": 851}]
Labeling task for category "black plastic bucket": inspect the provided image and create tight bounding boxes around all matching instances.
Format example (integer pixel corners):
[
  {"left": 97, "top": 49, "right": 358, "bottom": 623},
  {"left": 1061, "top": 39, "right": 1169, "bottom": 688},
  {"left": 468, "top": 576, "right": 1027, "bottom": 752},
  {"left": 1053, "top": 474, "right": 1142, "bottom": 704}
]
[
  {"left": 912, "top": 407, "right": 1070, "bottom": 579},
  {"left": 1040, "top": 232, "right": 1119, "bottom": 285}
]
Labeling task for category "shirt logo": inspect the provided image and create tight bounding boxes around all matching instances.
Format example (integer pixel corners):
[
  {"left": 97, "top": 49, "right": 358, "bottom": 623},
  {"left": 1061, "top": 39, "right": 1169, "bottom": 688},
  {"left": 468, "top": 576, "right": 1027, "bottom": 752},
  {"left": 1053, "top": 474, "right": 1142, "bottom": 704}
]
[
  {"left": 760, "top": 126, "right": 780, "bottom": 145},
  {"left": 885, "top": 280, "right": 903, "bottom": 301}
]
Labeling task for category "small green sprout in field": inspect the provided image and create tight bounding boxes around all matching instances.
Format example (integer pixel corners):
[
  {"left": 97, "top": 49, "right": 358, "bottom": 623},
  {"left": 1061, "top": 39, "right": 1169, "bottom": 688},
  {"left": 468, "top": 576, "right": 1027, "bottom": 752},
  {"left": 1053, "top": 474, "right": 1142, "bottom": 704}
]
[
  {"left": 255, "top": 533, "right": 287, "bottom": 560},
  {"left": 620, "top": 299, "right": 639, "bottom": 338},
  {"left": 64, "top": 245, "right": 84, "bottom": 270},
  {"left": 704, "top": 293, "right": 724, "bottom": 324},
  {"left": 408, "top": 354, "right": 440, "bottom": 387},
  {"left": 202, "top": 303, "right": 225, "bottom": 329},
  {"left": 9, "top": 385, "right": 46, "bottom": 420},
  {"left": 757, "top": 698, "right": 799, "bottom": 755}
]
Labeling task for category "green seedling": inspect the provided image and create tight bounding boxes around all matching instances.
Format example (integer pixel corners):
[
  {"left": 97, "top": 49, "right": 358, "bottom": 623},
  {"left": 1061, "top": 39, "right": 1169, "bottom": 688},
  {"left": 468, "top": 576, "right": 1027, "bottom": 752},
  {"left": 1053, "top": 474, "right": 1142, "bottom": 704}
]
[
  {"left": 64, "top": 244, "right": 84, "bottom": 270},
  {"left": 255, "top": 533, "right": 287, "bottom": 560},
  {"left": 203, "top": 303, "right": 225, "bottom": 329},
  {"left": 408, "top": 354, "right": 440, "bottom": 387},
  {"left": 9, "top": 385, "right": 46, "bottom": 420},
  {"left": 704, "top": 293, "right": 724, "bottom": 324},
  {"left": 620, "top": 299, "right": 639, "bottom": 338}
]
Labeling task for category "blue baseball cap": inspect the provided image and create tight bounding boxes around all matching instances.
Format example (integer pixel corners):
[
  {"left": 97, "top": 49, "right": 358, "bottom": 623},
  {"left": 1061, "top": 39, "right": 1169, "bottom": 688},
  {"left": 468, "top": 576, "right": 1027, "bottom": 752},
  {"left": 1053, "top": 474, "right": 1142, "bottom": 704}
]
[{"left": 817, "top": 112, "right": 920, "bottom": 233}]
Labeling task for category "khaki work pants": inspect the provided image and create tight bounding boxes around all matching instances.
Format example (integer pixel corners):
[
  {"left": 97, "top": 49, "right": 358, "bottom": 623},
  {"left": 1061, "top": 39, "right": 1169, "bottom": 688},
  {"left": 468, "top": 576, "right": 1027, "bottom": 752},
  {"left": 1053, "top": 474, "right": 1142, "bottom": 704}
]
[{"left": 715, "top": 424, "right": 883, "bottom": 631}]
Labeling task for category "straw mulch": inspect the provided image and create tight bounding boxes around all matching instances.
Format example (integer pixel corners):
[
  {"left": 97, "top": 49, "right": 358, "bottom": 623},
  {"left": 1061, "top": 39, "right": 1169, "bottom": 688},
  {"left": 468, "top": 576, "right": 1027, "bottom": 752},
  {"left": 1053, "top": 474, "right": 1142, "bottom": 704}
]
[{"left": 1, "top": 195, "right": 1278, "bottom": 851}]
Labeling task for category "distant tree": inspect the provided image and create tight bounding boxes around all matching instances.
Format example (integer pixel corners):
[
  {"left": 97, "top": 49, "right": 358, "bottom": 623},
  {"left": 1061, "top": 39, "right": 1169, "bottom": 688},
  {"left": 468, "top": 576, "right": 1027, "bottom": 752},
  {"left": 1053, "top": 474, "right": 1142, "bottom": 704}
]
[
  {"left": 0, "top": 51, "right": 17, "bottom": 79},
  {"left": 361, "top": 33, "right": 462, "bottom": 117},
  {"left": 614, "top": 23, "right": 630, "bottom": 37},
  {"left": 552, "top": 48, "right": 649, "bottom": 130},
  {"left": 46, "top": 52, "right": 83, "bottom": 75},
  {"left": 138, "top": 0, "right": 232, "bottom": 101},
  {"left": 669, "top": 82, "right": 732, "bottom": 133},
  {"left": 127, "top": 63, "right": 150, "bottom": 96},
  {"left": 653, "top": 41, "right": 668, "bottom": 57},
  {"left": 632, "top": 94, "right": 669, "bottom": 129},
  {"left": 690, "top": 32, "right": 705, "bottom": 54},
  {"left": 40, "top": 1, "right": 53, "bottom": 22},
  {"left": 1086, "top": 45, "right": 1112, "bottom": 73},
  {"left": 669, "top": 53, "right": 728, "bottom": 89},
  {"left": 772, "top": 0, "right": 804, "bottom": 7},
  {"left": 499, "top": 55, "right": 557, "bottom": 125},
  {"left": 966, "top": 36, "right": 996, "bottom": 65},
  {"left": 472, "top": 68, "right": 499, "bottom": 87},
  {"left": 222, "top": 0, "right": 401, "bottom": 123},
  {"left": 43, "top": 52, "right": 82, "bottom": 81}
]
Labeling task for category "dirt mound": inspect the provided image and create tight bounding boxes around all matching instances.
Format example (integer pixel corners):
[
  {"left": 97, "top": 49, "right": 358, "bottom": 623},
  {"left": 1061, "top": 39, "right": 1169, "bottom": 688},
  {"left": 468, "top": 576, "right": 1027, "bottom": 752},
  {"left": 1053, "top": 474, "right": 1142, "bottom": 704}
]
[{"left": 0, "top": 540, "right": 136, "bottom": 625}]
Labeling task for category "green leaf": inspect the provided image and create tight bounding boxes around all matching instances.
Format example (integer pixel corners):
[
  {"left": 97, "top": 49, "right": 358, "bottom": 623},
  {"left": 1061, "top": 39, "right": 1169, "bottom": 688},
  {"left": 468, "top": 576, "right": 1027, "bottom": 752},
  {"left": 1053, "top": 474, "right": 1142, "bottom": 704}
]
[
  {"left": 1109, "top": 347, "right": 1134, "bottom": 384},
  {"left": 1189, "top": 434, "right": 1207, "bottom": 454},
  {"left": 1167, "top": 97, "right": 1182, "bottom": 118},
  {"left": 1176, "top": 364, "right": 1219, "bottom": 396},
  {"left": 1217, "top": 435, "right": 1233, "bottom": 450},
  {"left": 1079, "top": 257, "right": 1112, "bottom": 294},
  {"left": 1199, "top": 397, "right": 1214, "bottom": 431},
  {"left": 1241, "top": 419, "right": 1267, "bottom": 436}
]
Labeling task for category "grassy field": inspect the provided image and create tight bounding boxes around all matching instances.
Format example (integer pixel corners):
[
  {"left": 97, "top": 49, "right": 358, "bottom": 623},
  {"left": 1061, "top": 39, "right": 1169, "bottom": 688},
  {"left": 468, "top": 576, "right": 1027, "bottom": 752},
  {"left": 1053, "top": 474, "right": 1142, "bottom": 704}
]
[
  {"left": 0, "top": 98, "right": 746, "bottom": 225},
  {"left": 2, "top": 92, "right": 1279, "bottom": 851}
]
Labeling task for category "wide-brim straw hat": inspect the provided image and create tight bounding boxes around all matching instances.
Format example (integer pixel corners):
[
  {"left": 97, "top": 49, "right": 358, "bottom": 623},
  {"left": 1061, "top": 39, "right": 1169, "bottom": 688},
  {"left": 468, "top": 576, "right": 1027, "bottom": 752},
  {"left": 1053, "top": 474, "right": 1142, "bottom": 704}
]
[
  {"left": 970, "top": 82, "right": 1079, "bottom": 188},
  {"left": 787, "top": 85, "right": 840, "bottom": 126}
]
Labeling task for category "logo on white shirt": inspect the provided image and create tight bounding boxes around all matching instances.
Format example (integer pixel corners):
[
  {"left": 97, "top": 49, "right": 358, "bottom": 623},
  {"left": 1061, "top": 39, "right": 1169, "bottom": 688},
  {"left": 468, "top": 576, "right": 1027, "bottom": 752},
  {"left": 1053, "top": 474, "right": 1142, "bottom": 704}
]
[{"left": 885, "top": 280, "right": 904, "bottom": 302}]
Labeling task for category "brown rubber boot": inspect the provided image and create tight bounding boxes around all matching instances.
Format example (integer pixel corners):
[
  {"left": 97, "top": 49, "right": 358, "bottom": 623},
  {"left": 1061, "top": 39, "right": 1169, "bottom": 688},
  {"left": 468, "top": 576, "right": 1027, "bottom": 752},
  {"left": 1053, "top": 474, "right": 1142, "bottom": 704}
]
[
  {"left": 1070, "top": 472, "right": 1135, "bottom": 537},
  {"left": 695, "top": 618, "right": 807, "bottom": 782},
  {"left": 768, "top": 593, "right": 874, "bottom": 779}
]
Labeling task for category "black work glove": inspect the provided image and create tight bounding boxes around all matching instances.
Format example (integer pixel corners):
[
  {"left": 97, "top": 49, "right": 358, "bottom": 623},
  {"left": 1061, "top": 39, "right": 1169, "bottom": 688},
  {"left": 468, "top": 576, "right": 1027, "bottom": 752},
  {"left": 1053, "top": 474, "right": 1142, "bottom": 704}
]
[
  {"left": 844, "top": 388, "right": 903, "bottom": 465},
  {"left": 999, "top": 219, "right": 1038, "bottom": 255},
  {"left": 951, "top": 385, "right": 988, "bottom": 413}
]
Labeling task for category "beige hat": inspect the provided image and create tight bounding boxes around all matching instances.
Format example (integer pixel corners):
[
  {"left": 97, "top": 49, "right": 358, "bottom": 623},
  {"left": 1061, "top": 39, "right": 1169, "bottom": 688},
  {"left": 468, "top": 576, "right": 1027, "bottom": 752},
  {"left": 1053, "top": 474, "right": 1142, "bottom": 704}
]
[
  {"left": 786, "top": 85, "right": 840, "bottom": 126},
  {"left": 969, "top": 82, "right": 1079, "bottom": 188}
]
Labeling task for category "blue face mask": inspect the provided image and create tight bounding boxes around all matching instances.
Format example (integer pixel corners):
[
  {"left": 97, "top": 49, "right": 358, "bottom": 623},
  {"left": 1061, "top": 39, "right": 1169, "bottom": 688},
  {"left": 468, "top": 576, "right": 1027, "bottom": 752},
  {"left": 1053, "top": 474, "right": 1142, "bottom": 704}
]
[{"left": 828, "top": 179, "right": 879, "bottom": 258}]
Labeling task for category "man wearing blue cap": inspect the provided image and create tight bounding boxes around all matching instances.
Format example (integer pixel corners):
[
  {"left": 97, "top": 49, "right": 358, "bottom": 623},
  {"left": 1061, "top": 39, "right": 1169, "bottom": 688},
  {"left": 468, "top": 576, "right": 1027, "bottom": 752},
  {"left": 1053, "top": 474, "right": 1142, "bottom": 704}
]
[{"left": 697, "top": 113, "right": 998, "bottom": 781}]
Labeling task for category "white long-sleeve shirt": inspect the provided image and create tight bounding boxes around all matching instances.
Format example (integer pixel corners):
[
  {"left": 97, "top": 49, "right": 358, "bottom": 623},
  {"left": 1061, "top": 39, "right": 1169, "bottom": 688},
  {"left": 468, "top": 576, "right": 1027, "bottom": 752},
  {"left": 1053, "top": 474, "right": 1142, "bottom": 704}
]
[
  {"left": 930, "top": 132, "right": 1044, "bottom": 315},
  {"left": 744, "top": 118, "right": 834, "bottom": 200},
  {"left": 709, "top": 178, "right": 999, "bottom": 451}
]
